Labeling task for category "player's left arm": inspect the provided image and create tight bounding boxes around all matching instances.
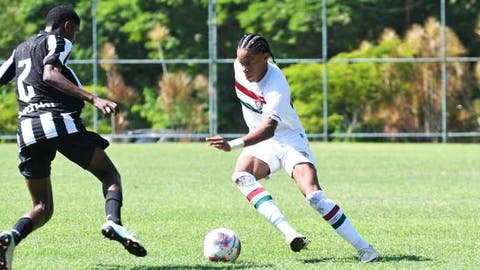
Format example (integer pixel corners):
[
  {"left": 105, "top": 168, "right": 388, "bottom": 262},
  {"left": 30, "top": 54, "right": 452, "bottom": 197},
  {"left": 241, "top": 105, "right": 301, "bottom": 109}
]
[
  {"left": 0, "top": 50, "right": 16, "bottom": 85},
  {"left": 242, "top": 117, "right": 278, "bottom": 145},
  {"left": 206, "top": 118, "right": 277, "bottom": 152}
]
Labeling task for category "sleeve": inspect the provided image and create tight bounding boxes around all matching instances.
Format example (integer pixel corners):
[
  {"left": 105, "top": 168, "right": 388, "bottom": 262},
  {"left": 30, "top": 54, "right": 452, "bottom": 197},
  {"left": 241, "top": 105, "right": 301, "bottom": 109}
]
[
  {"left": 43, "top": 35, "right": 72, "bottom": 67},
  {"left": 261, "top": 79, "right": 291, "bottom": 123},
  {"left": 0, "top": 50, "right": 16, "bottom": 85}
]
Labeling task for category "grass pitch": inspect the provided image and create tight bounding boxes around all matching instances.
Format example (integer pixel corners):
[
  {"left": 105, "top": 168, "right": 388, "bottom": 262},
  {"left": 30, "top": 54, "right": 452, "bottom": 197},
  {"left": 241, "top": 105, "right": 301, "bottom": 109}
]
[{"left": 0, "top": 142, "right": 478, "bottom": 269}]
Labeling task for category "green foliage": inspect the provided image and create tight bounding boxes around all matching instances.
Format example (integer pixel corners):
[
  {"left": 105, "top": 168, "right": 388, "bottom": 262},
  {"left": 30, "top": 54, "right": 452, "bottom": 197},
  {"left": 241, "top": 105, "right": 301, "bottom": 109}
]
[
  {"left": 0, "top": 2, "right": 23, "bottom": 55},
  {"left": 283, "top": 63, "right": 324, "bottom": 133},
  {"left": 132, "top": 72, "right": 209, "bottom": 132},
  {"left": 0, "top": 88, "right": 17, "bottom": 134},
  {"left": 285, "top": 21, "right": 479, "bottom": 136},
  {"left": 1, "top": 0, "right": 479, "bottom": 136},
  {"left": 285, "top": 36, "right": 412, "bottom": 134},
  {"left": 131, "top": 87, "right": 168, "bottom": 130},
  {"left": 81, "top": 85, "right": 113, "bottom": 133}
]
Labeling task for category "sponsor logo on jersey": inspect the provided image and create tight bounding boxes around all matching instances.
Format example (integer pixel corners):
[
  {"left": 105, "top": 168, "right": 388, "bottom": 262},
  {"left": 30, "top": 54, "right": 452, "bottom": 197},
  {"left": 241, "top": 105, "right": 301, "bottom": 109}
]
[{"left": 19, "top": 102, "right": 56, "bottom": 117}]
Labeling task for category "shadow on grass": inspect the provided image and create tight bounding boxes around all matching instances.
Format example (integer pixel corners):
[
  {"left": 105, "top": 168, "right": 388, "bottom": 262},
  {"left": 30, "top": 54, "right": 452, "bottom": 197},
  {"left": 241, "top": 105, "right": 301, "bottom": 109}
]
[
  {"left": 302, "top": 254, "right": 431, "bottom": 264},
  {"left": 95, "top": 261, "right": 274, "bottom": 270}
]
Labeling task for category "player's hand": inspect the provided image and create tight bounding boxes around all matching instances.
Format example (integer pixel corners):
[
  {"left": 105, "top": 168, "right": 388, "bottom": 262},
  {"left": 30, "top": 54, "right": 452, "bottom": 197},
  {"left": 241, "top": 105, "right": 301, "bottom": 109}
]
[
  {"left": 206, "top": 135, "right": 231, "bottom": 152},
  {"left": 92, "top": 96, "right": 118, "bottom": 116}
]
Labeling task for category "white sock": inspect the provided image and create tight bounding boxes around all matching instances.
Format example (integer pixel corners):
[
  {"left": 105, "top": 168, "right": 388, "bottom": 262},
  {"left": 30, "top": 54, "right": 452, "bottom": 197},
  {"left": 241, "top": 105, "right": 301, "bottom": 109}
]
[
  {"left": 306, "top": 190, "right": 369, "bottom": 250},
  {"left": 232, "top": 172, "right": 298, "bottom": 238},
  {"left": 257, "top": 200, "right": 298, "bottom": 238}
]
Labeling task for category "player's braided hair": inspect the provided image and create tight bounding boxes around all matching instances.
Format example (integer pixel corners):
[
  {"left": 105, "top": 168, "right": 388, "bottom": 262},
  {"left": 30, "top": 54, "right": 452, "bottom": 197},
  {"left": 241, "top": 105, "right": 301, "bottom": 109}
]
[
  {"left": 46, "top": 5, "right": 80, "bottom": 30},
  {"left": 237, "top": 33, "right": 276, "bottom": 63}
]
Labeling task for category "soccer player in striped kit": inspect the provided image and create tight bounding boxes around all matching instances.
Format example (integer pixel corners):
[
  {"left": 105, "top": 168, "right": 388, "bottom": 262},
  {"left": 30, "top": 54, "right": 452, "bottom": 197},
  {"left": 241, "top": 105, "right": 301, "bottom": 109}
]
[
  {"left": 206, "top": 33, "right": 378, "bottom": 262},
  {"left": 0, "top": 5, "right": 146, "bottom": 269}
]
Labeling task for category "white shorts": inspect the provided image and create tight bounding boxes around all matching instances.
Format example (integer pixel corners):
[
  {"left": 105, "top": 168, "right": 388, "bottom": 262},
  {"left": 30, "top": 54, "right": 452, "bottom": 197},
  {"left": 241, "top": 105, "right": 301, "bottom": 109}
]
[{"left": 238, "top": 133, "right": 317, "bottom": 177}]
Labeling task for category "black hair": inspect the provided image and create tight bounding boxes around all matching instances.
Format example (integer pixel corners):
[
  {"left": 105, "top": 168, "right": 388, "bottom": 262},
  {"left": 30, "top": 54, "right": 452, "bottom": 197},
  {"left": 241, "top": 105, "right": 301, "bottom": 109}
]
[
  {"left": 237, "top": 33, "right": 276, "bottom": 63},
  {"left": 46, "top": 5, "right": 80, "bottom": 30}
]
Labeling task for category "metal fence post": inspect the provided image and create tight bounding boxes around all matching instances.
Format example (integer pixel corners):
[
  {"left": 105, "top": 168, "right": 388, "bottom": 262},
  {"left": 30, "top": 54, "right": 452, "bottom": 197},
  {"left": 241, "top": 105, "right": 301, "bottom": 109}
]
[
  {"left": 322, "top": 0, "right": 329, "bottom": 141},
  {"left": 92, "top": 0, "right": 99, "bottom": 132},
  {"left": 440, "top": 0, "right": 447, "bottom": 142},
  {"left": 208, "top": 0, "right": 218, "bottom": 136}
]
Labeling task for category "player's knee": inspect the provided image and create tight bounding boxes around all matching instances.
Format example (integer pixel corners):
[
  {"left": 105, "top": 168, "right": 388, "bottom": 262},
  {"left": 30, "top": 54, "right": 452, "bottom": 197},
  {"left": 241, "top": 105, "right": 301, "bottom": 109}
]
[
  {"left": 292, "top": 162, "right": 317, "bottom": 180},
  {"left": 231, "top": 172, "right": 257, "bottom": 188},
  {"left": 111, "top": 171, "right": 121, "bottom": 185},
  {"left": 100, "top": 170, "right": 121, "bottom": 187},
  {"left": 102, "top": 181, "right": 122, "bottom": 197}
]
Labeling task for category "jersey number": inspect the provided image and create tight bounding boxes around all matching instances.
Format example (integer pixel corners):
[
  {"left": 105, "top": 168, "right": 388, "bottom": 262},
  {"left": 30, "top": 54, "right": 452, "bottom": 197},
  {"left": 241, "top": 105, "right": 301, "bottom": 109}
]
[{"left": 17, "top": 58, "right": 35, "bottom": 102}]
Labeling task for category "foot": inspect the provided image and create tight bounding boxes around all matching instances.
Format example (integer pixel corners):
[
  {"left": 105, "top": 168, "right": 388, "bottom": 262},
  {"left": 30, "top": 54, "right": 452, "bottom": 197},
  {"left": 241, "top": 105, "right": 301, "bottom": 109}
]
[
  {"left": 358, "top": 245, "right": 379, "bottom": 263},
  {"left": 286, "top": 235, "right": 310, "bottom": 252},
  {"left": 0, "top": 231, "right": 15, "bottom": 270},
  {"left": 101, "top": 221, "right": 147, "bottom": 257}
]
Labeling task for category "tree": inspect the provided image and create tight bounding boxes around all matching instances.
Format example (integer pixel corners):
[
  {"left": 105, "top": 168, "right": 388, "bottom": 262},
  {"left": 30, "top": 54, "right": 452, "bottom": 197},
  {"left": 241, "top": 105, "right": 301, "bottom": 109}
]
[
  {"left": 0, "top": 88, "right": 17, "bottom": 134},
  {"left": 284, "top": 18, "right": 479, "bottom": 137},
  {"left": 99, "top": 42, "right": 139, "bottom": 132}
]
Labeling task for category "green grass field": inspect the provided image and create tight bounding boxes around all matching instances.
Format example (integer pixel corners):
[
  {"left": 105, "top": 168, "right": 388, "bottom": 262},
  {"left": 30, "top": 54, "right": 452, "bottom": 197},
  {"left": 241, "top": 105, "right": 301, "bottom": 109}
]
[{"left": 0, "top": 142, "right": 478, "bottom": 270}]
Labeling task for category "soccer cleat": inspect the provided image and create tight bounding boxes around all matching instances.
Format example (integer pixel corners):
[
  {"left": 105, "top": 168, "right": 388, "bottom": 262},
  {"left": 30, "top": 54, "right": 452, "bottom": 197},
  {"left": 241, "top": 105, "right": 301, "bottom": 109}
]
[
  {"left": 0, "top": 231, "right": 15, "bottom": 270},
  {"left": 101, "top": 221, "right": 147, "bottom": 257},
  {"left": 358, "top": 245, "right": 379, "bottom": 263},
  {"left": 286, "top": 235, "right": 310, "bottom": 252}
]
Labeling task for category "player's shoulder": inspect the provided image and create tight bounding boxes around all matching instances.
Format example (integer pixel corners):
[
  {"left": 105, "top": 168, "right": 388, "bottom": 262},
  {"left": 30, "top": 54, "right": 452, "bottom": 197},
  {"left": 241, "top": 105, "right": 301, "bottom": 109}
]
[
  {"left": 17, "top": 32, "right": 50, "bottom": 50},
  {"left": 267, "top": 61, "right": 283, "bottom": 74},
  {"left": 266, "top": 62, "right": 288, "bottom": 83}
]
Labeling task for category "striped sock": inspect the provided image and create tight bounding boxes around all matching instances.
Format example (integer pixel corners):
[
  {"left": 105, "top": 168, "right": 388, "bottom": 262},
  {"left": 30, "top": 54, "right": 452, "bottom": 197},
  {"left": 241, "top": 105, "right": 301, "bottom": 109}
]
[
  {"left": 233, "top": 172, "right": 298, "bottom": 238},
  {"left": 307, "top": 190, "right": 369, "bottom": 250}
]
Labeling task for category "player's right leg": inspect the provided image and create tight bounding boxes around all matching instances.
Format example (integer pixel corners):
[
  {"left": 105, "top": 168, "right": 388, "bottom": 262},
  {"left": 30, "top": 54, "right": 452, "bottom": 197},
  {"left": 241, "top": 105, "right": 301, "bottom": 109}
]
[
  {"left": 1, "top": 146, "right": 57, "bottom": 269},
  {"left": 0, "top": 181, "right": 54, "bottom": 270},
  {"left": 0, "top": 177, "right": 55, "bottom": 270},
  {"left": 232, "top": 155, "right": 309, "bottom": 252}
]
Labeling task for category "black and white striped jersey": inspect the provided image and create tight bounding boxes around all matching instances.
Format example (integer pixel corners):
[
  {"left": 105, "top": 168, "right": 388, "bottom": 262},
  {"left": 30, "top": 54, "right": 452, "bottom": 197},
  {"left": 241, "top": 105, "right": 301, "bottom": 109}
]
[{"left": 0, "top": 31, "right": 86, "bottom": 149}]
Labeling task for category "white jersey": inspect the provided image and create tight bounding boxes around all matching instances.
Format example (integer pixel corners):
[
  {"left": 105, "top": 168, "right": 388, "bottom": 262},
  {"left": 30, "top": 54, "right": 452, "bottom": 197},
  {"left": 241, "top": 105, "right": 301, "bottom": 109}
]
[{"left": 234, "top": 59, "right": 305, "bottom": 139}]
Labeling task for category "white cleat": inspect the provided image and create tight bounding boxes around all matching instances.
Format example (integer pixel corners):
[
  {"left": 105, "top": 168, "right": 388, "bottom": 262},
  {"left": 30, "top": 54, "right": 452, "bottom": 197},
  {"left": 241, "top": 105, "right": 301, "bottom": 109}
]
[
  {"left": 101, "top": 220, "right": 147, "bottom": 257},
  {"left": 0, "top": 231, "right": 15, "bottom": 270},
  {"left": 286, "top": 234, "right": 310, "bottom": 252},
  {"left": 358, "top": 245, "right": 379, "bottom": 263}
]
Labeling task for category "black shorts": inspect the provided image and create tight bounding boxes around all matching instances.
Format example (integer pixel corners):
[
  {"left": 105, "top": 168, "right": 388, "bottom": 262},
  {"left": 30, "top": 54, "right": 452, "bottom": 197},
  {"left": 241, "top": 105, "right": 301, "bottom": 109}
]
[{"left": 18, "top": 131, "right": 109, "bottom": 179}]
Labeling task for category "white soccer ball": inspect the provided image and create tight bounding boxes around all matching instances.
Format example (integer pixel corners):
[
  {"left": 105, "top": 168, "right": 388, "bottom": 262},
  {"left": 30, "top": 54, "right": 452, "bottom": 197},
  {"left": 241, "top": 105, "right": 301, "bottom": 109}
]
[{"left": 203, "top": 228, "right": 241, "bottom": 262}]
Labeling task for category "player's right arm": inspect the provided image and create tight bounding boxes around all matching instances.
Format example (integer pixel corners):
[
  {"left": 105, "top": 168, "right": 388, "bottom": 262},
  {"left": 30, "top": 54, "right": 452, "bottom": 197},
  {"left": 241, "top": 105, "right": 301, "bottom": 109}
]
[
  {"left": 42, "top": 34, "right": 117, "bottom": 115},
  {"left": 0, "top": 50, "right": 16, "bottom": 85}
]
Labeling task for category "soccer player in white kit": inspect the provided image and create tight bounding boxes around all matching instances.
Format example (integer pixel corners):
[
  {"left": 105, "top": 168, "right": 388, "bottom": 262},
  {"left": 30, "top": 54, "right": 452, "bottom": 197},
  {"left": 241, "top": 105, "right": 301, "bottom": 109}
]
[{"left": 206, "top": 33, "right": 379, "bottom": 263}]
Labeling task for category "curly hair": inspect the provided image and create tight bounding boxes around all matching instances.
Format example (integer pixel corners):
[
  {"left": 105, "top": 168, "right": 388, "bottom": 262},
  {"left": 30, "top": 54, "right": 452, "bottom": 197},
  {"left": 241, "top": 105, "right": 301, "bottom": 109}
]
[{"left": 46, "top": 5, "right": 80, "bottom": 30}]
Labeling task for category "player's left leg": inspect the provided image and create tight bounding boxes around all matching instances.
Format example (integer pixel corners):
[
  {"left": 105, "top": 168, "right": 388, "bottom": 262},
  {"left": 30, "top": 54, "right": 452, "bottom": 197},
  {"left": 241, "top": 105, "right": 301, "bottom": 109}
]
[
  {"left": 87, "top": 148, "right": 147, "bottom": 257},
  {"left": 292, "top": 163, "right": 379, "bottom": 263},
  {"left": 86, "top": 147, "right": 123, "bottom": 225},
  {"left": 0, "top": 231, "right": 14, "bottom": 270},
  {"left": 58, "top": 132, "right": 147, "bottom": 257}
]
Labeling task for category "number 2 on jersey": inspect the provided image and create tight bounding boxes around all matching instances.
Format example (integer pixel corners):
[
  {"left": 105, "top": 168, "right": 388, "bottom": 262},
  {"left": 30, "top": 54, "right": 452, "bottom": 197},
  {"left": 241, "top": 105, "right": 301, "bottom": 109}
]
[{"left": 17, "top": 58, "right": 35, "bottom": 102}]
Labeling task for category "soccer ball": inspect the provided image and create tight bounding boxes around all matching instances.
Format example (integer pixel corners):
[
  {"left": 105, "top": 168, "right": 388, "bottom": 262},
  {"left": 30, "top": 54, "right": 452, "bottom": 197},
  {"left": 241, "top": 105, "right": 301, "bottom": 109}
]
[{"left": 203, "top": 228, "right": 241, "bottom": 262}]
